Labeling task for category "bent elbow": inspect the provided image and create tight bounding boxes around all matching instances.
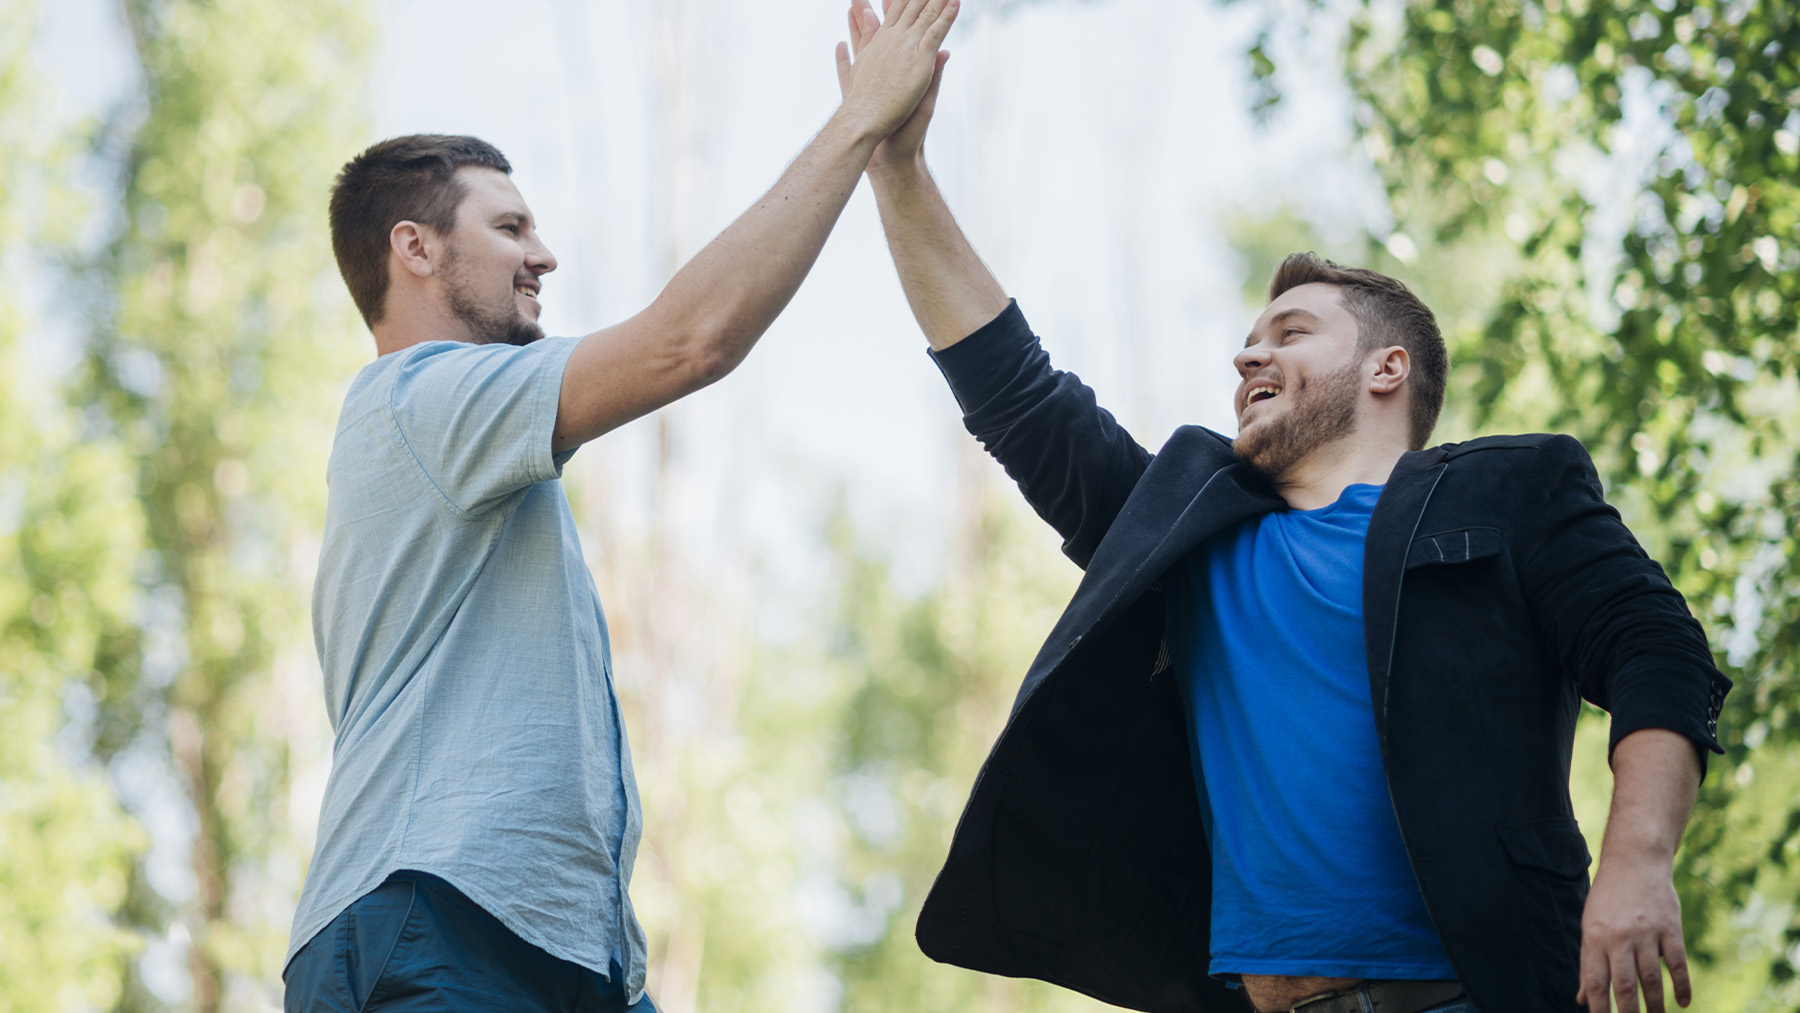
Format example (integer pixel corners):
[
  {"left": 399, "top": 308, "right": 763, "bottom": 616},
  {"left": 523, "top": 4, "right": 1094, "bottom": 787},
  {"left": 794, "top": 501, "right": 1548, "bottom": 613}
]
[
  {"left": 687, "top": 340, "right": 738, "bottom": 388},
  {"left": 679, "top": 318, "right": 750, "bottom": 389}
]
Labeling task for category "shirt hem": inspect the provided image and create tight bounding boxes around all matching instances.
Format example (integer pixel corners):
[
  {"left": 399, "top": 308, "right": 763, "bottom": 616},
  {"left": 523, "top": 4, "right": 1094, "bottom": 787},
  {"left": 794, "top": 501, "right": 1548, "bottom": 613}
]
[{"left": 285, "top": 861, "right": 645, "bottom": 1002}]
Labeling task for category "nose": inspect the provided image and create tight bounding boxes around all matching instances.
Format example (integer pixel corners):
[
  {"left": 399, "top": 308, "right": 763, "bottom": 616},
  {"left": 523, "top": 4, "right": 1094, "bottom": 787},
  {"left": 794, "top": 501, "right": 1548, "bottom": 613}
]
[
  {"left": 527, "top": 236, "right": 558, "bottom": 276},
  {"left": 1233, "top": 344, "right": 1267, "bottom": 376}
]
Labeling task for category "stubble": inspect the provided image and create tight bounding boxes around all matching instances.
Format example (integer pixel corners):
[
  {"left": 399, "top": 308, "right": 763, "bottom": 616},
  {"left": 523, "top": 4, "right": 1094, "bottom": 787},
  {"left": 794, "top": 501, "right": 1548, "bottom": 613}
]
[{"left": 1233, "top": 359, "right": 1362, "bottom": 479}]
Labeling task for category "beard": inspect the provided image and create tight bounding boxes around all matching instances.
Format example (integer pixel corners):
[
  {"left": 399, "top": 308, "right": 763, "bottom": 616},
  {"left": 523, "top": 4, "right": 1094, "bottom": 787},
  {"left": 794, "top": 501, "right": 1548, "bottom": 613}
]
[
  {"left": 1233, "top": 358, "right": 1361, "bottom": 479},
  {"left": 442, "top": 246, "right": 545, "bottom": 347}
]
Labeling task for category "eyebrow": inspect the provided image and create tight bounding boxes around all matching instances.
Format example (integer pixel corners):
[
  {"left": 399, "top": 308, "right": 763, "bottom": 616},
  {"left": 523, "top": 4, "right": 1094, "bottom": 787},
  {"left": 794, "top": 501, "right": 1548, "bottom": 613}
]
[
  {"left": 1243, "top": 308, "right": 1323, "bottom": 347},
  {"left": 493, "top": 210, "right": 530, "bottom": 226}
]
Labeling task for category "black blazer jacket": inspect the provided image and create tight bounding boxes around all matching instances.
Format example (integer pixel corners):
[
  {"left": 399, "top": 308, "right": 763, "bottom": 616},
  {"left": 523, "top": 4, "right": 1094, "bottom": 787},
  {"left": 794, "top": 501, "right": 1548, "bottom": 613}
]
[{"left": 914, "top": 304, "right": 1728, "bottom": 1013}]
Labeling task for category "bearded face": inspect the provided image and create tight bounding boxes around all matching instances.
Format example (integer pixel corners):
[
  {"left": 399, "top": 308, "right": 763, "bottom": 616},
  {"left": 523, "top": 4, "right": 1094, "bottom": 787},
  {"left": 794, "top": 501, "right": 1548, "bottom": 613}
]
[
  {"left": 1233, "top": 357, "right": 1362, "bottom": 478},
  {"left": 441, "top": 239, "right": 546, "bottom": 348}
]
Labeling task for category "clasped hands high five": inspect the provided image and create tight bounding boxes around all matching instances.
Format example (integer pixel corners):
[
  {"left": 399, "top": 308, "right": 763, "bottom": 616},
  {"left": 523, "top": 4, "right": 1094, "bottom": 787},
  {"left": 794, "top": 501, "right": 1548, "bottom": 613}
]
[{"left": 832, "top": 0, "right": 956, "bottom": 164}]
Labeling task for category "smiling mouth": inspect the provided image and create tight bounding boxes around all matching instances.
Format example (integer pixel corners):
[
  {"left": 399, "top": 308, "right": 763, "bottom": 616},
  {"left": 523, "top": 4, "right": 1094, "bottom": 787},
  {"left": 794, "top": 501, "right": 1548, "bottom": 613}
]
[
  {"left": 1245, "top": 384, "right": 1282, "bottom": 408},
  {"left": 515, "top": 284, "right": 539, "bottom": 299}
]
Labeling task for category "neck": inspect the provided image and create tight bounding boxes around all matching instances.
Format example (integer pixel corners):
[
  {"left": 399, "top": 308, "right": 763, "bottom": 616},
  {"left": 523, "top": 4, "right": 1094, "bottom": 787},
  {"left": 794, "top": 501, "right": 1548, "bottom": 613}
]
[
  {"left": 1270, "top": 432, "right": 1411, "bottom": 510},
  {"left": 371, "top": 291, "right": 474, "bottom": 357}
]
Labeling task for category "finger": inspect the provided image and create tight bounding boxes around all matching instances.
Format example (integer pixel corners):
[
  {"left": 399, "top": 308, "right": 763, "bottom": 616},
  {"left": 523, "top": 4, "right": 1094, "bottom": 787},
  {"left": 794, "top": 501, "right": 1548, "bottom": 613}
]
[
  {"left": 835, "top": 41, "right": 852, "bottom": 98},
  {"left": 1579, "top": 945, "right": 1610, "bottom": 1013},
  {"left": 1612, "top": 944, "right": 1642, "bottom": 1013},
  {"left": 849, "top": 0, "right": 877, "bottom": 51},
  {"left": 918, "top": 49, "right": 949, "bottom": 108},
  {"left": 909, "top": 0, "right": 951, "bottom": 37},
  {"left": 921, "top": 0, "right": 960, "bottom": 50},
  {"left": 1635, "top": 943, "right": 1665, "bottom": 1013},
  {"left": 1664, "top": 932, "right": 1692, "bottom": 1007},
  {"left": 886, "top": 0, "right": 928, "bottom": 30}
]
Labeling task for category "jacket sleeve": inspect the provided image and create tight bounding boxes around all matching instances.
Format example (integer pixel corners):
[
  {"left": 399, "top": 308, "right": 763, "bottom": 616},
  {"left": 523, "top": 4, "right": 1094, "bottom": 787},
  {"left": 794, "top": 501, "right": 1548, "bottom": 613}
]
[
  {"left": 928, "top": 301, "right": 1153, "bottom": 569},
  {"left": 1517, "top": 434, "right": 1729, "bottom": 770}
]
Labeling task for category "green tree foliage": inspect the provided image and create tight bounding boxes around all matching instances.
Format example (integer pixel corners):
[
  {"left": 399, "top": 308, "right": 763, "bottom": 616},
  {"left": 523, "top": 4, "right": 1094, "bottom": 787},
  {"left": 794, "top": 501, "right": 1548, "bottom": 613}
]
[
  {"left": 1308, "top": 0, "right": 1798, "bottom": 1001},
  {"left": 793, "top": 487, "right": 1124, "bottom": 1012},
  {"left": 79, "top": 0, "right": 369, "bottom": 1006},
  {"left": 0, "top": 1, "right": 146, "bottom": 1008}
]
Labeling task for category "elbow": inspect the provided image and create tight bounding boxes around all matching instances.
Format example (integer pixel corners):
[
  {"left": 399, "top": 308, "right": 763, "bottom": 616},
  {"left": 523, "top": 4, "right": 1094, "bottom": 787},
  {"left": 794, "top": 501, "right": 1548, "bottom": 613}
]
[
  {"left": 675, "top": 314, "right": 750, "bottom": 389},
  {"left": 687, "top": 334, "right": 739, "bottom": 388}
]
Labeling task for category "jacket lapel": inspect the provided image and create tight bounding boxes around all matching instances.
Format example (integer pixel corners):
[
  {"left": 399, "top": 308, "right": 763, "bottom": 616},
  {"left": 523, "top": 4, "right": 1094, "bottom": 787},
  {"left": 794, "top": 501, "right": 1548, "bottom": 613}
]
[
  {"left": 1029, "top": 449, "right": 1285, "bottom": 685},
  {"left": 1137, "top": 462, "right": 1286, "bottom": 595},
  {"left": 1362, "top": 447, "right": 1450, "bottom": 744}
]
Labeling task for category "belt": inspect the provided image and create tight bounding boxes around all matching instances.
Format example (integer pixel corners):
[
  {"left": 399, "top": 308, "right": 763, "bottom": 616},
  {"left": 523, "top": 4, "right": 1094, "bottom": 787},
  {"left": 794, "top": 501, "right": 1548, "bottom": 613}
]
[{"left": 1286, "top": 980, "right": 1465, "bottom": 1013}]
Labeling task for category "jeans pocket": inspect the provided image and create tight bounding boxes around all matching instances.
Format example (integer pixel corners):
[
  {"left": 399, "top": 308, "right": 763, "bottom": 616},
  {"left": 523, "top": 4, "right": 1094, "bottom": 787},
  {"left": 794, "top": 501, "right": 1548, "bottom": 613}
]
[{"left": 338, "top": 878, "right": 418, "bottom": 1012}]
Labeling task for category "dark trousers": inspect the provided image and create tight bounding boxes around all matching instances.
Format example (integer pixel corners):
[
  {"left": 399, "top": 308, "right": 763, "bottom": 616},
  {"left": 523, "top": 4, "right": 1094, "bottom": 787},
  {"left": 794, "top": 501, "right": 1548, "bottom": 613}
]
[{"left": 285, "top": 871, "right": 655, "bottom": 1013}]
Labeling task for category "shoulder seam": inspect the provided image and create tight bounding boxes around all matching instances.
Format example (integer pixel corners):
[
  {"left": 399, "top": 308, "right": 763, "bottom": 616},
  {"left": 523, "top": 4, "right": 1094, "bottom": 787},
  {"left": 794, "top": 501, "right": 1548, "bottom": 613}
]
[
  {"left": 382, "top": 349, "right": 480, "bottom": 522},
  {"left": 1441, "top": 433, "right": 1563, "bottom": 459}
]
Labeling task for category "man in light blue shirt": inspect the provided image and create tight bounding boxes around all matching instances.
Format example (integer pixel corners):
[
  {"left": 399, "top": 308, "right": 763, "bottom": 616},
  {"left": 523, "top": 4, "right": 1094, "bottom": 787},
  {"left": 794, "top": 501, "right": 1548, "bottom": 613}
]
[{"left": 284, "top": 4, "right": 962, "bottom": 1009}]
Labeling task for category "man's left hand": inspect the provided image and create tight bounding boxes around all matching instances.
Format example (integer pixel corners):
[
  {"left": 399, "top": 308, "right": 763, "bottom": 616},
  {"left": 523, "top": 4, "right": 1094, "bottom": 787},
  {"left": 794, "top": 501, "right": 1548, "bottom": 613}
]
[
  {"left": 1576, "top": 729, "right": 1702, "bottom": 1012},
  {"left": 1576, "top": 854, "right": 1690, "bottom": 1012}
]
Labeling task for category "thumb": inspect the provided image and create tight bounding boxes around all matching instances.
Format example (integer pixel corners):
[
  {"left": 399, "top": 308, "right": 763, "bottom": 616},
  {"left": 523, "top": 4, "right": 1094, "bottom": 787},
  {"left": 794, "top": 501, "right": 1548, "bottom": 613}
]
[
  {"left": 918, "top": 50, "right": 949, "bottom": 106},
  {"left": 835, "top": 41, "right": 852, "bottom": 98}
]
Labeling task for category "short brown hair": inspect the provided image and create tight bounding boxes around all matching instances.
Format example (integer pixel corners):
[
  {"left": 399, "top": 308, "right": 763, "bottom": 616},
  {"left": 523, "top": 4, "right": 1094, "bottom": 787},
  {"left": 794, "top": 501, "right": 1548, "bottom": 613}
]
[
  {"left": 329, "top": 135, "right": 512, "bottom": 326},
  {"left": 1267, "top": 252, "right": 1447, "bottom": 449}
]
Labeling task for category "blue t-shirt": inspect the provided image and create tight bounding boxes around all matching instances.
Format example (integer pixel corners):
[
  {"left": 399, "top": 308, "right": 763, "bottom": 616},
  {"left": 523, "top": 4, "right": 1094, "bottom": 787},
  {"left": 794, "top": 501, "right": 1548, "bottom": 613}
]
[{"left": 1166, "top": 482, "right": 1453, "bottom": 978}]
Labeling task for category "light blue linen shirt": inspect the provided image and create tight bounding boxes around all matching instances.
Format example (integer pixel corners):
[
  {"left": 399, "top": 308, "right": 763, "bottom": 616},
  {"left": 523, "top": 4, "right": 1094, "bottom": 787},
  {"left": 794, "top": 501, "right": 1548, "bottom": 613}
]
[{"left": 287, "top": 336, "right": 646, "bottom": 1000}]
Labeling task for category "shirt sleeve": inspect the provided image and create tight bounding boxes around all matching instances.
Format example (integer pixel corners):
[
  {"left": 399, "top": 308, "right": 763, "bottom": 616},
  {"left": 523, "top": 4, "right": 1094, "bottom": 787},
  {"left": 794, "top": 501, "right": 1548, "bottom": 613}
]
[{"left": 385, "top": 337, "right": 582, "bottom": 518}]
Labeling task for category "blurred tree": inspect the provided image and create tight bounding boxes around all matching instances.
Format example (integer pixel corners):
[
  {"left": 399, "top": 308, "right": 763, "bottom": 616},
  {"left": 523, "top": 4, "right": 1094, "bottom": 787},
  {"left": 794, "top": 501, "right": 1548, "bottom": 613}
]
[
  {"left": 0, "top": 1, "right": 146, "bottom": 1009},
  {"left": 1238, "top": 0, "right": 1798, "bottom": 1002},
  {"left": 79, "top": 0, "right": 369, "bottom": 1007},
  {"left": 798, "top": 480, "right": 1131, "bottom": 1012}
]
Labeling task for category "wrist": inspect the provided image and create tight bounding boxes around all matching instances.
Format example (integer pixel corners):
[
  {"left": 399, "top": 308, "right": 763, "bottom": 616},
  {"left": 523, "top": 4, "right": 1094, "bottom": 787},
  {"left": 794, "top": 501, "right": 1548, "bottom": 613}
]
[
  {"left": 1597, "top": 832, "right": 1678, "bottom": 872},
  {"left": 826, "top": 103, "right": 889, "bottom": 153},
  {"left": 868, "top": 151, "right": 929, "bottom": 186}
]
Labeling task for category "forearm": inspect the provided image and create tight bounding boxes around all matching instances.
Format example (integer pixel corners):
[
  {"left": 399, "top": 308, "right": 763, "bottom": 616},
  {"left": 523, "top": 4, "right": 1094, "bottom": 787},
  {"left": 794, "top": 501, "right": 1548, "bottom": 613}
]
[
  {"left": 646, "top": 111, "right": 884, "bottom": 381},
  {"left": 1577, "top": 727, "right": 1702, "bottom": 1011},
  {"left": 1598, "top": 727, "right": 1701, "bottom": 870},
  {"left": 867, "top": 155, "right": 1009, "bottom": 349}
]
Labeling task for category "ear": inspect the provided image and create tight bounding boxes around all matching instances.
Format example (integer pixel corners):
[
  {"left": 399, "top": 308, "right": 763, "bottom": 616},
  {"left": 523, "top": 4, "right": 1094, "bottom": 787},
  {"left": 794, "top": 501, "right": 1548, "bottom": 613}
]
[
  {"left": 389, "top": 220, "right": 437, "bottom": 280},
  {"left": 1367, "top": 345, "right": 1410, "bottom": 395}
]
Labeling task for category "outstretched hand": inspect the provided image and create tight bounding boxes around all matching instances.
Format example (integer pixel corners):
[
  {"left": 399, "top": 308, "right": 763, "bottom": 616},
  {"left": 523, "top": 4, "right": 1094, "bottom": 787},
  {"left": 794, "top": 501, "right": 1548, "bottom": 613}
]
[{"left": 833, "top": 0, "right": 956, "bottom": 157}]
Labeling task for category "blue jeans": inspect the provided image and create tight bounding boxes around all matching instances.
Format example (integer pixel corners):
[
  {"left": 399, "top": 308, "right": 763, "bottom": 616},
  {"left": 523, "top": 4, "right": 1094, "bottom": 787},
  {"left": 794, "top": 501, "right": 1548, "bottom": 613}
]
[
  {"left": 1421, "top": 1003, "right": 1476, "bottom": 1013},
  {"left": 285, "top": 871, "right": 655, "bottom": 1013}
]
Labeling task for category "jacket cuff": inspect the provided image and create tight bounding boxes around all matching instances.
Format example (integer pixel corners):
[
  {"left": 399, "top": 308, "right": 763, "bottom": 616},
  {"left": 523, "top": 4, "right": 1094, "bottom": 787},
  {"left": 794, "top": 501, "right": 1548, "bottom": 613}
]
[
  {"left": 1606, "top": 664, "right": 1730, "bottom": 779},
  {"left": 927, "top": 300, "right": 1033, "bottom": 415}
]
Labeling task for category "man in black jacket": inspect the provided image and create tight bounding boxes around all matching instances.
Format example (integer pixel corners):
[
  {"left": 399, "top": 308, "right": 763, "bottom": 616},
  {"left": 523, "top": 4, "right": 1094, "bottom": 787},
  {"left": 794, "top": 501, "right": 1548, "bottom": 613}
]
[{"left": 838, "top": 7, "right": 1728, "bottom": 1012}]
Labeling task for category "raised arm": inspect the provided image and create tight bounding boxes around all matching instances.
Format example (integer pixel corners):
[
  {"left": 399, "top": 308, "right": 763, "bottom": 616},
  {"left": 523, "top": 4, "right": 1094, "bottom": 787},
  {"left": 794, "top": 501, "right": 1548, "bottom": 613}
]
[
  {"left": 841, "top": 0, "right": 1009, "bottom": 348},
  {"left": 551, "top": 0, "right": 960, "bottom": 453},
  {"left": 845, "top": 8, "right": 1150, "bottom": 566}
]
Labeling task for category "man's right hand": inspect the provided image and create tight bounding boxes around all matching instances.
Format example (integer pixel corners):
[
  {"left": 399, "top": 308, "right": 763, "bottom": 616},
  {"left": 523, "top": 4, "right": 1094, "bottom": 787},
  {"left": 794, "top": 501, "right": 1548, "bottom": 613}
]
[
  {"left": 849, "top": 0, "right": 1008, "bottom": 352},
  {"left": 836, "top": 0, "right": 952, "bottom": 171},
  {"left": 550, "top": 0, "right": 960, "bottom": 452},
  {"left": 833, "top": 0, "right": 959, "bottom": 145}
]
